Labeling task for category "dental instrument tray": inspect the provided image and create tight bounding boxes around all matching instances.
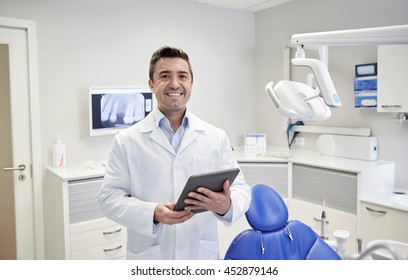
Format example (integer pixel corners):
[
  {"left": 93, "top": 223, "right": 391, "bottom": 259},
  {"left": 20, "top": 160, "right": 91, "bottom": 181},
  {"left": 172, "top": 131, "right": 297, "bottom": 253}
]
[{"left": 174, "top": 168, "right": 240, "bottom": 213}]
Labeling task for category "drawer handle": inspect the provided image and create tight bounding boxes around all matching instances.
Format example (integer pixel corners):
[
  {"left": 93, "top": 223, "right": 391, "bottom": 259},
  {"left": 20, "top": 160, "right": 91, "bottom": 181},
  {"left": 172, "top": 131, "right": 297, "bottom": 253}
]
[
  {"left": 366, "top": 206, "right": 387, "bottom": 215},
  {"left": 313, "top": 217, "right": 329, "bottom": 224},
  {"left": 103, "top": 228, "right": 122, "bottom": 235},
  {"left": 103, "top": 245, "right": 123, "bottom": 252}
]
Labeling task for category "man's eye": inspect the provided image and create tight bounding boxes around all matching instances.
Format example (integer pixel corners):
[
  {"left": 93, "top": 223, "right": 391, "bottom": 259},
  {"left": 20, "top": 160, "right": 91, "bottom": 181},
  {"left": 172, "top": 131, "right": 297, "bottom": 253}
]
[{"left": 160, "top": 74, "right": 169, "bottom": 79}]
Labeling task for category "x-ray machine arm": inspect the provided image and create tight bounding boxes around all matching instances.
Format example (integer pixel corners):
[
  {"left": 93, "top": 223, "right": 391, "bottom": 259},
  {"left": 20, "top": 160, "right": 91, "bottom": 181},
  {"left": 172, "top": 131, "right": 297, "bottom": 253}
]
[{"left": 266, "top": 24, "right": 408, "bottom": 122}]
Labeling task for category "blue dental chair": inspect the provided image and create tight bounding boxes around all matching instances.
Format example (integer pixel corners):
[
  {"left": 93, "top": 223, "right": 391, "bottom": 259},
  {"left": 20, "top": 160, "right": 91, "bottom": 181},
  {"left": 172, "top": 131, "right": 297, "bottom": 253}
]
[{"left": 224, "top": 184, "right": 341, "bottom": 260}]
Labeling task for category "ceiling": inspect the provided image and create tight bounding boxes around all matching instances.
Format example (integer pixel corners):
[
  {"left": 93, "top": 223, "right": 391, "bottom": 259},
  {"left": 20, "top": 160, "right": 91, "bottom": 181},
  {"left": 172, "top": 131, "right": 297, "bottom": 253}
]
[{"left": 182, "top": 0, "right": 292, "bottom": 12}]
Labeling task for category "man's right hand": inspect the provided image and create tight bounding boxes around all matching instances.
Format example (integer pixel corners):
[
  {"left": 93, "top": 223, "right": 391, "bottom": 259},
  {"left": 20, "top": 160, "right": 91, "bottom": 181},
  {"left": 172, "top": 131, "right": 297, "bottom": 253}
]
[{"left": 153, "top": 202, "right": 194, "bottom": 225}]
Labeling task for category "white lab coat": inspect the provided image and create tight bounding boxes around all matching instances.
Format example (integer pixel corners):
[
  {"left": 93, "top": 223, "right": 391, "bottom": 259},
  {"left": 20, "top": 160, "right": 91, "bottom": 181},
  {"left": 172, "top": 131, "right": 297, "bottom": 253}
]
[{"left": 97, "top": 109, "right": 251, "bottom": 260}]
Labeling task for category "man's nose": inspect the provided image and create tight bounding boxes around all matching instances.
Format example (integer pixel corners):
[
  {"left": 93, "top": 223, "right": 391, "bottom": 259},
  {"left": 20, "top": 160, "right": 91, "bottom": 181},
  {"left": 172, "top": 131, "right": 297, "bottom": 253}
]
[{"left": 169, "top": 77, "right": 180, "bottom": 88}]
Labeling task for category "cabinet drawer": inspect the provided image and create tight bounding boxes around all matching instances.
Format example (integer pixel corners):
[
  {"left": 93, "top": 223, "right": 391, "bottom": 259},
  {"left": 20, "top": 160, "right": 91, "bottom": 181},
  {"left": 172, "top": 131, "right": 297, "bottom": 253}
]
[
  {"left": 70, "top": 240, "right": 127, "bottom": 260},
  {"left": 70, "top": 223, "right": 126, "bottom": 251},
  {"left": 361, "top": 202, "right": 408, "bottom": 248}
]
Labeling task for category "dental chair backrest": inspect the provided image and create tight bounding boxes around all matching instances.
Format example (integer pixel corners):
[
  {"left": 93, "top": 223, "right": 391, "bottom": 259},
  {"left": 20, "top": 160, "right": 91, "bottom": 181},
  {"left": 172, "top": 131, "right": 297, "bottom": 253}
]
[{"left": 224, "top": 184, "right": 341, "bottom": 260}]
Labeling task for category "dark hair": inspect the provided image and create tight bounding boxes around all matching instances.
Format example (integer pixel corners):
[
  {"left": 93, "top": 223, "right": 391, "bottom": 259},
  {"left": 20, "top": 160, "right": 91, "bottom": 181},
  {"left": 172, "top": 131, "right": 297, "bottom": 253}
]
[{"left": 149, "top": 46, "right": 193, "bottom": 82}]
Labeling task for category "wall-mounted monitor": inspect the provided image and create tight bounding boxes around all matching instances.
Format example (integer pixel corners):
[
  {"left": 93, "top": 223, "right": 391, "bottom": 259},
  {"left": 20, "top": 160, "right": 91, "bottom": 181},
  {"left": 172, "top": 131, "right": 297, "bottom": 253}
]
[{"left": 89, "top": 86, "right": 153, "bottom": 136}]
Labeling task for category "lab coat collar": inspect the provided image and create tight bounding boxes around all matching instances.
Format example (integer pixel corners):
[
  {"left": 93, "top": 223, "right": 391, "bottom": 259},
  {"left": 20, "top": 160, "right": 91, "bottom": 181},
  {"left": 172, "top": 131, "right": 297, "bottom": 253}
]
[
  {"left": 139, "top": 108, "right": 207, "bottom": 132},
  {"left": 139, "top": 108, "right": 207, "bottom": 155}
]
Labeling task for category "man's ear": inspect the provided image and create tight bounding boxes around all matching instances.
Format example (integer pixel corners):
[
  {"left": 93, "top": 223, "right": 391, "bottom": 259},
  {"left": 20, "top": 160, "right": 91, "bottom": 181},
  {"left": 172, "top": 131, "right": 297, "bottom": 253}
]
[{"left": 148, "top": 80, "right": 154, "bottom": 93}]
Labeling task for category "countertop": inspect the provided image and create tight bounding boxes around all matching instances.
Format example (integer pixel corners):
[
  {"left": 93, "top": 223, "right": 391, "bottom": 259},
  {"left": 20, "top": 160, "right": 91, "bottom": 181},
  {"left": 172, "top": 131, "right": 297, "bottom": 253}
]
[
  {"left": 234, "top": 146, "right": 407, "bottom": 212},
  {"left": 360, "top": 189, "right": 408, "bottom": 212},
  {"left": 47, "top": 161, "right": 106, "bottom": 180},
  {"left": 233, "top": 146, "right": 393, "bottom": 173}
]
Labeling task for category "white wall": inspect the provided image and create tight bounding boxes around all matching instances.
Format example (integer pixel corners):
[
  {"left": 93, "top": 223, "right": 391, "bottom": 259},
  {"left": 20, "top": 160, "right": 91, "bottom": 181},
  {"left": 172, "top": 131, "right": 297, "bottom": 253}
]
[
  {"left": 0, "top": 0, "right": 256, "bottom": 171},
  {"left": 2, "top": 0, "right": 408, "bottom": 190},
  {"left": 255, "top": 0, "right": 408, "bottom": 189}
]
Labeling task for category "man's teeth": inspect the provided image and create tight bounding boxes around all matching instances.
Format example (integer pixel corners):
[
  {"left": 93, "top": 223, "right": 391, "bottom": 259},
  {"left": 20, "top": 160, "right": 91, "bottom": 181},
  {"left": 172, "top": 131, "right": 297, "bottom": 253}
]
[{"left": 167, "top": 93, "right": 182, "bottom": 96}]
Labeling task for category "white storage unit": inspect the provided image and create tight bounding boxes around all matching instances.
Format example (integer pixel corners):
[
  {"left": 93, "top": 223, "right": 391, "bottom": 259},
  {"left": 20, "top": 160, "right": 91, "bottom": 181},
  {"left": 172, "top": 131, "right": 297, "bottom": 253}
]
[
  {"left": 377, "top": 45, "right": 408, "bottom": 113},
  {"left": 44, "top": 164, "right": 126, "bottom": 260},
  {"left": 360, "top": 201, "right": 408, "bottom": 249},
  {"left": 290, "top": 164, "right": 358, "bottom": 252},
  {"left": 288, "top": 156, "right": 395, "bottom": 254},
  {"left": 292, "top": 164, "right": 358, "bottom": 214}
]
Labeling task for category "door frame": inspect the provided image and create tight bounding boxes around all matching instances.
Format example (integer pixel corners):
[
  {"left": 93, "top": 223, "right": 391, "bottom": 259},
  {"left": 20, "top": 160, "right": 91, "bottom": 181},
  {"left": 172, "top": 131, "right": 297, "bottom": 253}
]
[{"left": 0, "top": 17, "right": 43, "bottom": 259}]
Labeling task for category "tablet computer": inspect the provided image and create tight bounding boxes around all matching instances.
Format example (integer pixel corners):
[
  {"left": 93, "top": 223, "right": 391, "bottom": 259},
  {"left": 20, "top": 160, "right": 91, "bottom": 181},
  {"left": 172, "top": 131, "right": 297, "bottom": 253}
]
[{"left": 174, "top": 167, "right": 240, "bottom": 213}]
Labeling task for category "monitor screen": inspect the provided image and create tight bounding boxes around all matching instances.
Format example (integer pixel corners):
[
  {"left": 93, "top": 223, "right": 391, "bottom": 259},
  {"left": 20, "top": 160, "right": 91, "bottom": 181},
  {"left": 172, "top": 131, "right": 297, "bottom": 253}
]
[{"left": 89, "top": 86, "right": 153, "bottom": 136}]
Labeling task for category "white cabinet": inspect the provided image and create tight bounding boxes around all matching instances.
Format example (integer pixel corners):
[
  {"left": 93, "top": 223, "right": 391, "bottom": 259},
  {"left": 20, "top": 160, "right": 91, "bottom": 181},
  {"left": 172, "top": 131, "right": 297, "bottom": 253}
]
[
  {"left": 289, "top": 164, "right": 358, "bottom": 252},
  {"left": 360, "top": 201, "right": 408, "bottom": 249},
  {"left": 377, "top": 45, "right": 408, "bottom": 113},
  {"left": 69, "top": 219, "right": 127, "bottom": 259},
  {"left": 289, "top": 199, "right": 357, "bottom": 253},
  {"left": 44, "top": 165, "right": 126, "bottom": 259},
  {"left": 287, "top": 160, "right": 394, "bottom": 255}
]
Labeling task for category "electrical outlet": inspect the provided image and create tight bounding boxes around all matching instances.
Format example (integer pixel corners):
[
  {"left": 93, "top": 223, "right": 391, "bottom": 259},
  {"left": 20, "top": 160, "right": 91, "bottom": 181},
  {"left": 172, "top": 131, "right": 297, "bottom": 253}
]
[{"left": 294, "top": 137, "right": 305, "bottom": 146}]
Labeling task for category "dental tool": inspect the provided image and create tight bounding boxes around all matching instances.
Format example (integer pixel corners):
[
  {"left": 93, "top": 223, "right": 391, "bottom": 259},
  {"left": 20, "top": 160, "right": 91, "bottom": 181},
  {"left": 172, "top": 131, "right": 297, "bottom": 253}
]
[{"left": 321, "top": 196, "right": 327, "bottom": 239}]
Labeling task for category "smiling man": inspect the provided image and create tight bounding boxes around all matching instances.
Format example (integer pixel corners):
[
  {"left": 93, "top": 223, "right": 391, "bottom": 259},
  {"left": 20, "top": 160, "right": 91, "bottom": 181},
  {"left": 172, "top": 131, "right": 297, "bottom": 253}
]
[{"left": 97, "top": 46, "right": 251, "bottom": 260}]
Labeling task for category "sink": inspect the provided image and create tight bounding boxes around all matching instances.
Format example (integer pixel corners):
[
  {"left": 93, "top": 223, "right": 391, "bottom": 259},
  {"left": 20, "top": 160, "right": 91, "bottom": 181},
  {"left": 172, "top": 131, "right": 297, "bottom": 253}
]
[{"left": 367, "top": 239, "right": 408, "bottom": 260}]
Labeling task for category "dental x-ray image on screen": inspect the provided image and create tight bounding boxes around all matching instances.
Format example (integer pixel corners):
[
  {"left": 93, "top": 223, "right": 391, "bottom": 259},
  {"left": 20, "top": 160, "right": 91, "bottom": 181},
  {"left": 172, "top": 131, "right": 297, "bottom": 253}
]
[{"left": 89, "top": 86, "right": 153, "bottom": 136}]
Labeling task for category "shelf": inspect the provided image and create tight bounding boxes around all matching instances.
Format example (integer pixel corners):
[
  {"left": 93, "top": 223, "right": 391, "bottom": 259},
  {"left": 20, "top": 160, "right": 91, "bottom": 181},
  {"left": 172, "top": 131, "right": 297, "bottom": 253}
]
[{"left": 291, "top": 125, "right": 371, "bottom": 136}]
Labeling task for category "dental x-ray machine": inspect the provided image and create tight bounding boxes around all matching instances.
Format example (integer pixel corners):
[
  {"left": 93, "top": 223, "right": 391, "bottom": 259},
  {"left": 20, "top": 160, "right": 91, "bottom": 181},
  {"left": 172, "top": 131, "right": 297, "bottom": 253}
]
[
  {"left": 265, "top": 24, "right": 408, "bottom": 260},
  {"left": 265, "top": 24, "right": 408, "bottom": 122}
]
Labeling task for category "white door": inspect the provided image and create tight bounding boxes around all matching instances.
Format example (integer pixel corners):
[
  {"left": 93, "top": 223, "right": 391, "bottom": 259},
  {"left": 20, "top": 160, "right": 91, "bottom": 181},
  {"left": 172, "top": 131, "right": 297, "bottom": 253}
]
[{"left": 0, "top": 25, "right": 36, "bottom": 259}]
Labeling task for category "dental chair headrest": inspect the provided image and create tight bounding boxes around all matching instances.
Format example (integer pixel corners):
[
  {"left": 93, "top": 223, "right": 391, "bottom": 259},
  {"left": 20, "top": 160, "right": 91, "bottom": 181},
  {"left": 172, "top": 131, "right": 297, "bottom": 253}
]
[{"left": 245, "top": 184, "right": 289, "bottom": 232}]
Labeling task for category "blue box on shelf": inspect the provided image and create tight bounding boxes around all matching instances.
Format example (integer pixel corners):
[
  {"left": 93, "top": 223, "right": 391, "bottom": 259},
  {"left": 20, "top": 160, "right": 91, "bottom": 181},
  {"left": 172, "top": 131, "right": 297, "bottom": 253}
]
[{"left": 354, "top": 76, "right": 377, "bottom": 108}]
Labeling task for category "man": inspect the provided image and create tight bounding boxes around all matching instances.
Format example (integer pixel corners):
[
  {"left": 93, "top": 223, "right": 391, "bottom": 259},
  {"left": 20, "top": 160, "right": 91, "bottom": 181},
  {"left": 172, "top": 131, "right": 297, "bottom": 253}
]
[{"left": 97, "top": 46, "right": 251, "bottom": 260}]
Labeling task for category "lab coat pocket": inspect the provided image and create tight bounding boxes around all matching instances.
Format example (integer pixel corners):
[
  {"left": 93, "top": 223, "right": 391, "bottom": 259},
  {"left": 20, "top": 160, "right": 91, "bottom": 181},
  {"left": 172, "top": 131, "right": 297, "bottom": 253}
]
[
  {"left": 191, "top": 156, "right": 218, "bottom": 175},
  {"left": 198, "top": 239, "right": 219, "bottom": 260},
  {"left": 127, "top": 245, "right": 161, "bottom": 260}
]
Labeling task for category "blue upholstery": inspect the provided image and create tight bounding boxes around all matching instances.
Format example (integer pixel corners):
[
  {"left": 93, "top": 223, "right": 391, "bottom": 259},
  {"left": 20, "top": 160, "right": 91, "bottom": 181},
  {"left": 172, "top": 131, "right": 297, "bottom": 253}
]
[{"left": 224, "top": 184, "right": 341, "bottom": 260}]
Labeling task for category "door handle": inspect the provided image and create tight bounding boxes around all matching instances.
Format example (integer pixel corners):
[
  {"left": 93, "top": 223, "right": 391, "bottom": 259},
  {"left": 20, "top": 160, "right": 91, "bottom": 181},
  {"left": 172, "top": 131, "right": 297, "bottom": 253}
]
[{"left": 2, "top": 164, "right": 26, "bottom": 171}]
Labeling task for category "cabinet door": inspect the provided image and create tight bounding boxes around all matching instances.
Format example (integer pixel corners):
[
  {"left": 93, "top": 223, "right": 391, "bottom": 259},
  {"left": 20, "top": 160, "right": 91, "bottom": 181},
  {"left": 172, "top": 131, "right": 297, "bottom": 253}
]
[
  {"left": 292, "top": 164, "right": 358, "bottom": 214},
  {"left": 239, "top": 162, "right": 288, "bottom": 197},
  {"left": 377, "top": 45, "right": 408, "bottom": 113},
  {"left": 68, "top": 177, "right": 105, "bottom": 223},
  {"left": 361, "top": 202, "right": 408, "bottom": 249}
]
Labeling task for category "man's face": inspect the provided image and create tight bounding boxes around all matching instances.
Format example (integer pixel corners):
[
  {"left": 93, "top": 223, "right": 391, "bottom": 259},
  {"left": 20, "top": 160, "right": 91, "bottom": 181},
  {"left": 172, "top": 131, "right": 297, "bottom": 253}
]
[{"left": 149, "top": 57, "right": 193, "bottom": 116}]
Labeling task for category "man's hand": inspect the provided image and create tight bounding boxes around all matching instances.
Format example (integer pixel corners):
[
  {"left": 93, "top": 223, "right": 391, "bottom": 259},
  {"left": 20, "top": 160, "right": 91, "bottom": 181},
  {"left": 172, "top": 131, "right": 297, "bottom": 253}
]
[
  {"left": 183, "top": 180, "right": 232, "bottom": 215},
  {"left": 153, "top": 202, "right": 194, "bottom": 225}
]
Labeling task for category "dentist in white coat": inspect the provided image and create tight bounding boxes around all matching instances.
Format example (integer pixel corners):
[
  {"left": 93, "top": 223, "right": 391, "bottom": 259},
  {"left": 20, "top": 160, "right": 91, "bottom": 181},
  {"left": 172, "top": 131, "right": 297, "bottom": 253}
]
[{"left": 97, "top": 46, "right": 251, "bottom": 260}]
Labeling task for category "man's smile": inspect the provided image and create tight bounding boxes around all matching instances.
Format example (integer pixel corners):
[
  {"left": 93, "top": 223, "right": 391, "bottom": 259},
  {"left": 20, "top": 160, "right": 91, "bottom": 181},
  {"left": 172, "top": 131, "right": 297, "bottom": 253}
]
[{"left": 166, "top": 92, "right": 183, "bottom": 97}]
